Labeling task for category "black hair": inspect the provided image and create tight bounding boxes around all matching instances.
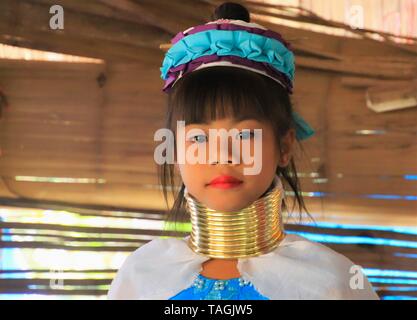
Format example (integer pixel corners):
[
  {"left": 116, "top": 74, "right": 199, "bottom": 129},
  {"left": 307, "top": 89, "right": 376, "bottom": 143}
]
[
  {"left": 159, "top": 2, "right": 314, "bottom": 234},
  {"left": 211, "top": 2, "right": 250, "bottom": 22}
]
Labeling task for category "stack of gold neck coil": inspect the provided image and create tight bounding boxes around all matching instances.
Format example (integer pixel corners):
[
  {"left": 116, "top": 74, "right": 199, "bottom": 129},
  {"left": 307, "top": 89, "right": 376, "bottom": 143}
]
[{"left": 184, "top": 179, "right": 286, "bottom": 259}]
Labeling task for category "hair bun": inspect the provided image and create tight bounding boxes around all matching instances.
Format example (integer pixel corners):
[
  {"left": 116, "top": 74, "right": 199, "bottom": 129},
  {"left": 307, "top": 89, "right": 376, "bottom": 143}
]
[{"left": 212, "top": 2, "right": 250, "bottom": 22}]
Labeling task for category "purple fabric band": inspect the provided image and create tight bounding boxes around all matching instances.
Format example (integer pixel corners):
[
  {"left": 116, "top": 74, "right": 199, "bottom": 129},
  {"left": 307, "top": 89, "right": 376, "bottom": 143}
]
[
  {"left": 171, "top": 23, "right": 291, "bottom": 50},
  {"left": 162, "top": 54, "right": 293, "bottom": 94},
  {"left": 165, "top": 21, "right": 293, "bottom": 94}
]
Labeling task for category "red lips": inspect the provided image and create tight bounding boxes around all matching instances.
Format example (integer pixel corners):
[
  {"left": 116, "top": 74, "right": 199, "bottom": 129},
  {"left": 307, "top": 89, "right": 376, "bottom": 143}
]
[{"left": 207, "top": 175, "right": 243, "bottom": 189}]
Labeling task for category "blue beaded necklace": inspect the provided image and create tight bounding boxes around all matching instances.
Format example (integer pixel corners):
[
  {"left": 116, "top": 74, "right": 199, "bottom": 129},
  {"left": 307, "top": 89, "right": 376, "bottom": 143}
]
[{"left": 169, "top": 273, "right": 269, "bottom": 300}]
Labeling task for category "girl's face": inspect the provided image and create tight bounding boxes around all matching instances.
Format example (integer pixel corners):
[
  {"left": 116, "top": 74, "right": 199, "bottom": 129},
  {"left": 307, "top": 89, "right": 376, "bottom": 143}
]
[{"left": 176, "top": 117, "right": 295, "bottom": 212}]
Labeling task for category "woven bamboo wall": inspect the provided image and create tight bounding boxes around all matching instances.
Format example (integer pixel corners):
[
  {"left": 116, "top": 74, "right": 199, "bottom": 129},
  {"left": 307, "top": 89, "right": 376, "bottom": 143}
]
[{"left": 0, "top": 0, "right": 416, "bottom": 299}]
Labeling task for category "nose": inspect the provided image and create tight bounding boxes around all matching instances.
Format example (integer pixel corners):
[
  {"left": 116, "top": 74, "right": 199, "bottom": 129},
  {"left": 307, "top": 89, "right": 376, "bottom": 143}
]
[
  {"left": 210, "top": 159, "right": 234, "bottom": 165},
  {"left": 209, "top": 136, "right": 239, "bottom": 165}
]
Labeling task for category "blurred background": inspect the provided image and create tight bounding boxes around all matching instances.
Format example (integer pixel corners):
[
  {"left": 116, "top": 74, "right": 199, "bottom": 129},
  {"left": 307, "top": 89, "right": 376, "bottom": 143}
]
[{"left": 0, "top": 0, "right": 416, "bottom": 300}]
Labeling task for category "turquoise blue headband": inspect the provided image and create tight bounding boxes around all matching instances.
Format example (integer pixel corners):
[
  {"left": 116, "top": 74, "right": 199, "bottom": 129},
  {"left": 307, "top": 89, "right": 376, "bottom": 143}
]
[
  {"left": 292, "top": 110, "right": 315, "bottom": 141},
  {"left": 161, "top": 26, "right": 315, "bottom": 141},
  {"left": 161, "top": 30, "right": 295, "bottom": 83}
]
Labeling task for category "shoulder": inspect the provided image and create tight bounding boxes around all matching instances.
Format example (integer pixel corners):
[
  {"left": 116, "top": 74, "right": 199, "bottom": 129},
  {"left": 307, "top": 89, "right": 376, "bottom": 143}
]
[
  {"left": 124, "top": 237, "right": 185, "bottom": 262},
  {"left": 107, "top": 236, "right": 207, "bottom": 300},
  {"left": 271, "top": 233, "right": 379, "bottom": 299},
  {"left": 116, "top": 236, "right": 192, "bottom": 267},
  {"left": 106, "top": 238, "right": 165, "bottom": 299},
  {"left": 280, "top": 233, "right": 355, "bottom": 267}
]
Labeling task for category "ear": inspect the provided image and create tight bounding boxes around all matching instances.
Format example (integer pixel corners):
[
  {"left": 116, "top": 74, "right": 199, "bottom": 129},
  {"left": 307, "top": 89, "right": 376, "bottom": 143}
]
[{"left": 278, "top": 128, "right": 296, "bottom": 167}]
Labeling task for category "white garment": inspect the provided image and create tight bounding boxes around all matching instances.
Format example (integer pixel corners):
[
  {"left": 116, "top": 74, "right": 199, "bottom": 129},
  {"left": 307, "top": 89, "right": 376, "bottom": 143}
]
[{"left": 107, "top": 233, "right": 379, "bottom": 300}]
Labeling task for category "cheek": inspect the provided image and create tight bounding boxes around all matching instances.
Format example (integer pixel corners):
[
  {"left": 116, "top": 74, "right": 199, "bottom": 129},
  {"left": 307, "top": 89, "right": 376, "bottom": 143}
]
[
  {"left": 177, "top": 163, "right": 192, "bottom": 189},
  {"left": 261, "top": 137, "right": 279, "bottom": 171},
  {"left": 178, "top": 162, "right": 204, "bottom": 186}
]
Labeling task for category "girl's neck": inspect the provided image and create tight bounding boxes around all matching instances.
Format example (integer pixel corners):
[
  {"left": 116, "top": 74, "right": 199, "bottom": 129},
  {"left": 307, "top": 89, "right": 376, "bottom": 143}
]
[
  {"left": 185, "top": 175, "right": 285, "bottom": 259},
  {"left": 200, "top": 258, "right": 240, "bottom": 280}
]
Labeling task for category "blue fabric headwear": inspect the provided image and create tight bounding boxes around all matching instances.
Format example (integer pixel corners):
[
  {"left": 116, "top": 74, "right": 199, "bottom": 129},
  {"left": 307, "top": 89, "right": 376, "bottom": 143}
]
[
  {"left": 160, "top": 20, "right": 315, "bottom": 141},
  {"left": 292, "top": 110, "right": 315, "bottom": 141}
]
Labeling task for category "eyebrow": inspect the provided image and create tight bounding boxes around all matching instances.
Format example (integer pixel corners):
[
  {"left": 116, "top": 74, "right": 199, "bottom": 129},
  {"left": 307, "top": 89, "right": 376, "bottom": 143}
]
[{"left": 187, "top": 116, "right": 260, "bottom": 125}]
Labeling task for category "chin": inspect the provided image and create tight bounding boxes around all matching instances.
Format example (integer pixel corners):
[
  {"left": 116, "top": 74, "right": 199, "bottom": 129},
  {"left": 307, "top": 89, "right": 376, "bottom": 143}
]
[{"left": 205, "top": 200, "right": 248, "bottom": 212}]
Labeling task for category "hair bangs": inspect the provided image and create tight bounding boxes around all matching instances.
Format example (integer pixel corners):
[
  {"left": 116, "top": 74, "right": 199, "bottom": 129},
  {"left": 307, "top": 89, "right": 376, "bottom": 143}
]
[{"left": 167, "top": 66, "right": 279, "bottom": 130}]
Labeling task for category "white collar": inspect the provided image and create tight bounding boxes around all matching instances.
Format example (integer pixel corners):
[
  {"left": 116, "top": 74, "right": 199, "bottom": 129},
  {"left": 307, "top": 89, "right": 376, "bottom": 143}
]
[{"left": 108, "top": 233, "right": 379, "bottom": 300}]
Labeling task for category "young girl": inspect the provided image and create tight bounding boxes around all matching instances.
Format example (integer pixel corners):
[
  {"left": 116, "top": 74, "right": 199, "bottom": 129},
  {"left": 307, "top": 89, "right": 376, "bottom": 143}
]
[{"left": 107, "top": 2, "right": 379, "bottom": 300}]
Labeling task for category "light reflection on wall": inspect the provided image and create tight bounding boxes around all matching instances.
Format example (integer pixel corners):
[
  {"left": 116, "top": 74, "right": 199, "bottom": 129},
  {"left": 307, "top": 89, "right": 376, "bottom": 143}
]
[
  {"left": 1, "top": 206, "right": 416, "bottom": 300},
  {"left": 0, "top": 44, "right": 103, "bottom": 63},
  {"left": 0, "top": 206, "right": 163, "bottom": 299}
]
